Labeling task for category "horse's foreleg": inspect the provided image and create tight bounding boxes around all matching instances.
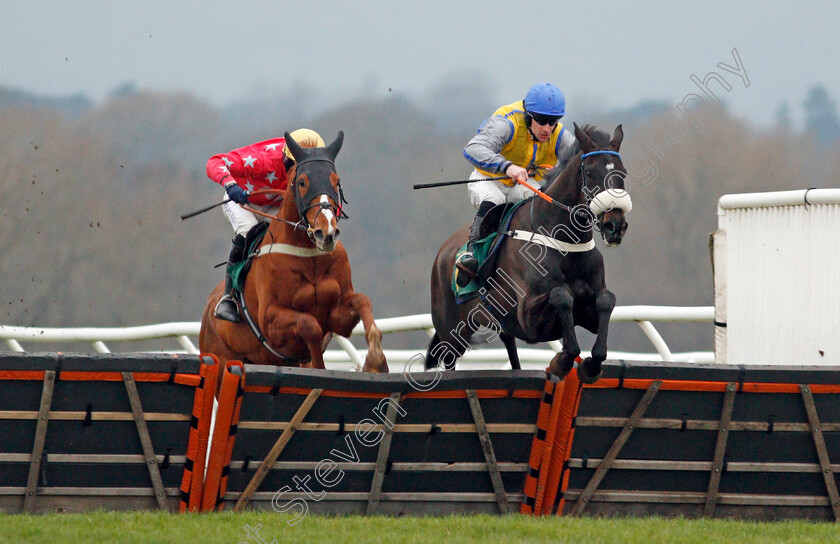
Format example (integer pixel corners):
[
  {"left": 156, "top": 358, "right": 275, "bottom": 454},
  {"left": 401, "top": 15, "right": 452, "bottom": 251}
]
[
  {"left": 297, "top": 313, "right": 326, "bottom": 370},
  {"left": 579, "top": 289, "right": 616, "bottom": 384},
  {"left": 335, "top": 293, "right": 387, "bottom": 373},
  {"left": 547, "top": 287, "right": 579, "bottom": 378},
  {"left": 265, "top": 310, "right": 325, "bottom": 369}
]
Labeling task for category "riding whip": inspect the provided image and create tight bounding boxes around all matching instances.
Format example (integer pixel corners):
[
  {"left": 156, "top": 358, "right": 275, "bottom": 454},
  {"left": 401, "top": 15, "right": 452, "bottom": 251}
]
[
  {"left": 413, "top": 176, "right": 508, "bottom": 190},
  {"left": 180, "top": 199, "right": 231, "bottom": 220},
  {"left": 413, "top": 165, "right": 553, "bottom": 190}
]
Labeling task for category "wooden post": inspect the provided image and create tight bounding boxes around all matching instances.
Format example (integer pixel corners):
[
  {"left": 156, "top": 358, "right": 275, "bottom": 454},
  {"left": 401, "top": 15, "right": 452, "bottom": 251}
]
[
  {"left": 466, "top": 389, "right": 510, "bottom": 514},
  {"left": 800, "top": 384, "right": 840, "bottom": 521},
  {"left": 704, "top": 382, "right": 737, "bottom": 517},
  {"left": 234, "top": 389, "right": 322, "bottom": 512},
  {"left": 123, "top": 372, "right": 169, "bottom": 510},
  {"left": 366, "top": 392, "right": 402, "bottom": 515},
  {"left": 571, "top": 380, "right": 662, "bottom": 515},
  {"left": 23, "top": 371, "right": 56, "bottom": 513}
]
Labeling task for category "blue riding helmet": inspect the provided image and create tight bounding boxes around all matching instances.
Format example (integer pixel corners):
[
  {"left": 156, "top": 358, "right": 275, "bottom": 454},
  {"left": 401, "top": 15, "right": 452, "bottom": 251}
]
[{"left": 523, "top": 83, "right": 566, "bottom": 117}]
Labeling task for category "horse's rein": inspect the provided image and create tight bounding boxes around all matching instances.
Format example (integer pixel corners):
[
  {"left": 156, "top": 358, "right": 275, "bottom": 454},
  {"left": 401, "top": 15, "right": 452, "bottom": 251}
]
[
  {"left": 515, "top": 152, "right": 625, "bottom": 213},
  {"left": 239, "top": 188, "right": 312, "bottom": 233},
  {"left": 241, "top": 177, "right": 347, "bottom": 235},
  {"left": 511, "top": 164, "right": 575, "bottom": 212}
]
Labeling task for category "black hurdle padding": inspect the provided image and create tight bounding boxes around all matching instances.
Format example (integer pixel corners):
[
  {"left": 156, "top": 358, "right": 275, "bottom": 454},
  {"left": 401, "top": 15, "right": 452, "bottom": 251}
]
[
  {"left": 226, "top": 365, "right": 548, "bottom": 513},
  {"left": 563, "top": 360, "right": 840, "bottom": 519},
  {"left": 596, "top": 359, "right": 840, "bottom": 384},
  {"left": 0, "top": 352, "right": 204, "bottom": 513}
]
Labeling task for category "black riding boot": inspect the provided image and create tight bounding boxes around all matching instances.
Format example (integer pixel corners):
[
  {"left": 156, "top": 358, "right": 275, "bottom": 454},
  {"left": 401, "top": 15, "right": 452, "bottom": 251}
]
[
  {"left": 214, "top": 234, "right": 247, "bottom": 323},
  {"left": 456, "top": 201, "right": 494, "bottom": 287}
]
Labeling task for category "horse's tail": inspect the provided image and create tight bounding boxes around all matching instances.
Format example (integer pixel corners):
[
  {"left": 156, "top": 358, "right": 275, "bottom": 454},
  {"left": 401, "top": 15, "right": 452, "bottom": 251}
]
[{"left": 424, "top": 333, "right": 441, "bottom": 370}]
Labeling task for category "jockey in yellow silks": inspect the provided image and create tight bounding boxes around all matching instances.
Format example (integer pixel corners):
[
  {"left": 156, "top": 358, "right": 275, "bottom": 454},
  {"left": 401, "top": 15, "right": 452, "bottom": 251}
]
[{"left": 457, "top": 83, "right": 577, "bottom": 286}]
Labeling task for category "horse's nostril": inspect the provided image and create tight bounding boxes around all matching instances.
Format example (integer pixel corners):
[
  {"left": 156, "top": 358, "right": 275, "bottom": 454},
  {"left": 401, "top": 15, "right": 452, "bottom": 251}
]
[
  {"left": 314, "top": 231, "right": 325, "bottom": 242},
  {"left": 334, "top": 228, "right": 340, "bottom": 239}
]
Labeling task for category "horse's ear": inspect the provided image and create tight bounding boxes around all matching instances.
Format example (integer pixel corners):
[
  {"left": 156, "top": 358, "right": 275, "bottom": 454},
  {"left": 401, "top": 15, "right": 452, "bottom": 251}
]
[
  {"left": 609, "top": 124, "right": 624, "bottom": 151},
  {"left": 326, "top": 131, "right": 344, "bottom": 160},
  {"left": 574, "top": 123, "right": 597, "bottom": 153},
  {"left": 284, "top": 131, "right": 304, "bottom": 161}
]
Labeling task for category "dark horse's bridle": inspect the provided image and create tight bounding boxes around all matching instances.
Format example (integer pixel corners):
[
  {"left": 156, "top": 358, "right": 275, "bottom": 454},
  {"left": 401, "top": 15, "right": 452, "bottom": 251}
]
[
  {"left": 526, "top": 149, "right": 625, "bottom": 232},
  {"left": 579, "top": 150, "right": 623, "bottom": 204},
  {"left": 577, "top": 149, "right": 624, "bottom": 229}
]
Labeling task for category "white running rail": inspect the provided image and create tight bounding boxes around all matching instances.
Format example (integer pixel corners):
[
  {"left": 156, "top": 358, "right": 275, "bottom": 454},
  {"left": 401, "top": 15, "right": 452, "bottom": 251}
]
[{"left": 0, "top": 306, "right": 715, "bottom": 370}]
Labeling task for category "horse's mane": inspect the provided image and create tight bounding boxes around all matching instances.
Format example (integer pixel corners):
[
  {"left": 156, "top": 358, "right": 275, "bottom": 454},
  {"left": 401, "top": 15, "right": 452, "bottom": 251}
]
[
  {"left": 543, "top": 124, "right": 611, "bottom": 185},
  {"left": 579, "top": 124, "right": 611, "bottom": 148}
]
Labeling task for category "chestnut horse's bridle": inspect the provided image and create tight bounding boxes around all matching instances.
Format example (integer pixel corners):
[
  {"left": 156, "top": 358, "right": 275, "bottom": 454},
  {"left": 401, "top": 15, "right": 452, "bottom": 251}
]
[
  {"left": 243, "top": 157, "right": 348, "bottom": 238},
  {"left": 290, "top": 157, "right": 349, "bottom": 237}
]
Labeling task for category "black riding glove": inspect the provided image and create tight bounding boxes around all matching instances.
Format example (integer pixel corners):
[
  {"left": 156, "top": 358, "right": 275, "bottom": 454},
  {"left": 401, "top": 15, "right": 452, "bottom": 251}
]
[{"left": 225, "top": 183, "right": 250, "bottom": 205}]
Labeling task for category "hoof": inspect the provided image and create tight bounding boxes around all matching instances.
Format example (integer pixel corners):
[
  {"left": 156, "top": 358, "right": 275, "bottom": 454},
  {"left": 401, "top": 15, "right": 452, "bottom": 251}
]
[
  {"left": 578, "top": 357, "right": 603, "bottom": 384},
  {"left": 548, "top": 352, "right": 576, "bottom": 379},
  {"left": 362, "top": 358, "right": 389, "bottom": 373}
]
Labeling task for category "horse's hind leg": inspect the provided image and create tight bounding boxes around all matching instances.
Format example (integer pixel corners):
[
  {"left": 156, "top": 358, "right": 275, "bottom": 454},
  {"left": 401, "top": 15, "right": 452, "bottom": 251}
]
[
  {"left": 579, "top": 289, "right": 616, "bottom": 384},
  {"left": 500, "top": 333, "right": 521, "bottom": 370},
  {"left": 432, "top": 300, "right": 484, "bottom": 371},
  {"left": 426, "top": 328, "right": 471, "bottom": 371},
  {"left": 424, "top": 333, "right": 442, "bottom": 370},
  {"left": 547, "top": 286, "right": 580, "bottom": 378}
]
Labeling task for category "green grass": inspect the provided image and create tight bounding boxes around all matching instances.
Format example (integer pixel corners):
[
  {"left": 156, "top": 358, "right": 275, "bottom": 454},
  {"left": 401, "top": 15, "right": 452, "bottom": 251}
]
[{"left": 1, "top": 512, "right": 839, "bottom": 544}]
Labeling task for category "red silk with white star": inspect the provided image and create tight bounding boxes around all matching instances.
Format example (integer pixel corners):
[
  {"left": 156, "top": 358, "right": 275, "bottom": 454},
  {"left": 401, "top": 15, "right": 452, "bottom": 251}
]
[{"left": 206, "top": 137, "right": 289, "bottom": 206}]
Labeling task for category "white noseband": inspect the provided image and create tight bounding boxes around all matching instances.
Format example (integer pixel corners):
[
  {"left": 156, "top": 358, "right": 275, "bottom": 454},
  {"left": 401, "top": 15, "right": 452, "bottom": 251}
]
[{"left": 589, "top": 189, "right": 632, "bottom": 215}]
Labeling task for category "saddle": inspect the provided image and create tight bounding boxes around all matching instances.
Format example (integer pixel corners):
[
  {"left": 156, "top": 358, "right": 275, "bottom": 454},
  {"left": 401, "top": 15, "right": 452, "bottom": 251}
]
[{"left": 452, "top": 200, "right": 527, "bottom": 303}]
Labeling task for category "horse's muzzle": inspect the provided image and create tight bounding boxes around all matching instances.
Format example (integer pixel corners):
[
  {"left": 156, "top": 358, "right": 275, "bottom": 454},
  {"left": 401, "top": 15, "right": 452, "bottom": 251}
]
[
  {"left": 312, "top": 227, "right": 340, "bottom": 252},
  {"left": 599, "top": 210, "right": 628, "bottom": 247}
]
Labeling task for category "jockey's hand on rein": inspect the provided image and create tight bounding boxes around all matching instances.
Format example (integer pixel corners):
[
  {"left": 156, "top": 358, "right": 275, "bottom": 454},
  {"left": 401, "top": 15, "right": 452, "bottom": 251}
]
[
  {"left": 225, "top": 182, "right": 250, "bottom": 205},
  {"left": 504, "top": 164, "right": 529, "bottom": 183}
]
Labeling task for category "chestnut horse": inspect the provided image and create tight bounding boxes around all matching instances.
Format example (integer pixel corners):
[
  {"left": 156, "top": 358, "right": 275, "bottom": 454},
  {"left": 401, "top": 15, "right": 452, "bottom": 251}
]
[
  {"left": 426, "top": 124, "right": 630, "bottom": 383},
  {"left": 200, "top": 131, "right": 388, "bottom": 374}
]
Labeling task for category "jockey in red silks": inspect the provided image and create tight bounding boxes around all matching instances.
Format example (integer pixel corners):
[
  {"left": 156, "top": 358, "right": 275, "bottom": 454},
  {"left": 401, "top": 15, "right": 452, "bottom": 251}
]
[
  {"left": 205, "top": 128, "right": 325, "bottom": 322},
  {"left": 457, "top": 83, "right": 578, "bottom": 287}
]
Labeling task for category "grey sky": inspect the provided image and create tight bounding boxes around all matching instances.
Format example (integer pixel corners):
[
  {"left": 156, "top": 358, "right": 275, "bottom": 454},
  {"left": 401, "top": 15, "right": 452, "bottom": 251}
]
[{"left": 1, "top": 1, "right": 837, "bottom": 127}]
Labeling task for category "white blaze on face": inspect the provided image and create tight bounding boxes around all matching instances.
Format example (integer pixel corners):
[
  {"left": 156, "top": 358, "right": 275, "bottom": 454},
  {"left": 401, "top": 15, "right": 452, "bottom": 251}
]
[
  {"left": 605, "top": 163, "right": 614, "bottom": 171},
  {"left": 319, "top": 195, "right": 336, "bottom": 235}
]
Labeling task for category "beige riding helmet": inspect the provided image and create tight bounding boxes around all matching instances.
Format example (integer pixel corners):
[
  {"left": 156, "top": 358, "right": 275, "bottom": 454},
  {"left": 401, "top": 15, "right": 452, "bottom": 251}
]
[{"left": 284, "top": 128, "right": 326, "bottom": 160}]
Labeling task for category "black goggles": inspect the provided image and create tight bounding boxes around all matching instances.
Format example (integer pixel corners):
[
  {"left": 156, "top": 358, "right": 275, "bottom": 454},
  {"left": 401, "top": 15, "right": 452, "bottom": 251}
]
[{"left": 529, "top": 113, "right": 562, "bottom": 127}]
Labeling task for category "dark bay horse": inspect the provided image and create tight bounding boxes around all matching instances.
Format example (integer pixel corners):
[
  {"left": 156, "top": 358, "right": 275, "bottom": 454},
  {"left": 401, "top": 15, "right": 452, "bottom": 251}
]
[
  {"left": 200, "top": 131, "right": 388, "bottom": 374},
  {"left": 426, "top": 124, "right": 630, "bottom": 383}
]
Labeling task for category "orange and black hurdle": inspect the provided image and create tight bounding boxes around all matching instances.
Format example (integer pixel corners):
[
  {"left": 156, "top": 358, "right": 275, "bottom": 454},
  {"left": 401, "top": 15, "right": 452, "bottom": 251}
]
[
  {"left": 0, "top": 352, "right": 212, "bottom": 513},
  {"left": 179, "top": 354, "right": 219, "bottom": 512},
  {"left": 201, "top": 360, "right": 245, "bottom": 512},
  {"left": 551, "top": 361, "right": 840, "bottom": 521},
  {"left": 2, "top": 351, "right": 839, "bottom": 521},
  {"left": 210, "top": 366, "right": 548, "bottom": 515}
]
